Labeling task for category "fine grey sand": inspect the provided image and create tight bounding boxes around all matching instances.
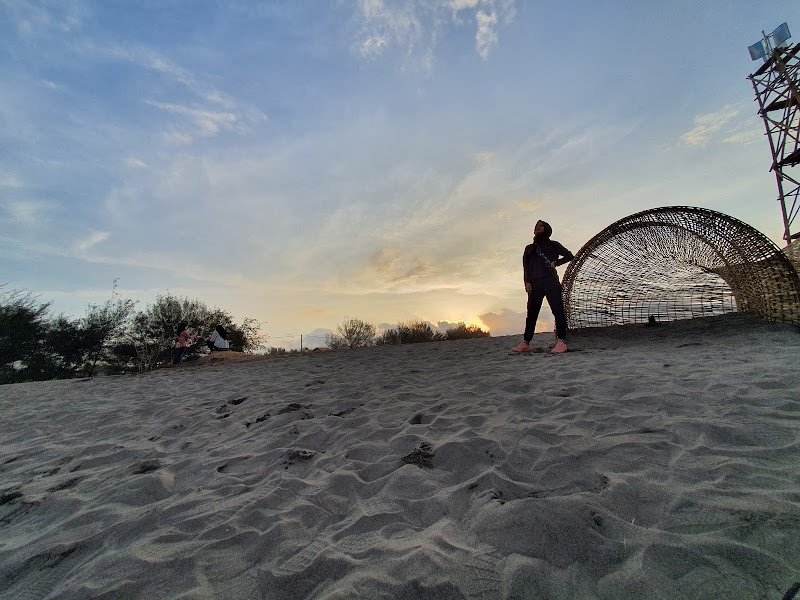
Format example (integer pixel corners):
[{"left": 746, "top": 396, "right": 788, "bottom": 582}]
[{"left": 1, "top": 313, "right": 799, "bottom": 599}]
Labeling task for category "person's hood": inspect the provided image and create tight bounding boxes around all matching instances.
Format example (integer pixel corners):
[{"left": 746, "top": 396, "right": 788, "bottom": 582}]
[{"left": 535, "top": 220, "right": 553, "bottom": 240}]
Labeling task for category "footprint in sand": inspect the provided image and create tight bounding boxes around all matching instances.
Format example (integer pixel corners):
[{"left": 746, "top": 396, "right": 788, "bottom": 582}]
[
  {"left": 273, "top": 540, "right": 327, "bottom": 577},
  {"left": 457, "top": 548, "right": 503, "bottom": 600}
]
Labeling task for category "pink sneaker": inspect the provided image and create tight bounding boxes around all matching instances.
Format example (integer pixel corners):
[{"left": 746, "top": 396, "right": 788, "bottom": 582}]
[
  {"left": 511, "top": 341, "right": 532, "bottom": 352},
  {"left": 551, "top": 340, "right": 567, "bottom": 353}
]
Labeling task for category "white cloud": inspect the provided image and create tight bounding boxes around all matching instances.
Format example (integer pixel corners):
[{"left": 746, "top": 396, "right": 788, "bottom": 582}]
[
  {"left": 5, "top": 0, "right": 84, "bottom": 37},
  {"left": 124, "top": 158, "right": 148, "bottom": 168},
  {"left": 3, "top": 200, "right": 48, "bottom": 224},
  {"left": 450, "top": 0, "right": 479, "bottom": 10},
  {"left": 475, "top": 10, "right": 498, "bottom": 59},
  {"left": 351, "top": 0, "right": 516, "bottom": 66},
  {"left": 71, "top": 40, "right": 267, "bottom": 142},
  {"left": 681, "top": 105, "right": 740, "bottom": 148},
  {"left": 0, "top": 173, "right": 24, "bottom": 188},
  {"left": 145, "top": 100, "right": 240, "bottom": 140},
  {"left": 76, "top": 230, "right": 109, "bottom": 252}
]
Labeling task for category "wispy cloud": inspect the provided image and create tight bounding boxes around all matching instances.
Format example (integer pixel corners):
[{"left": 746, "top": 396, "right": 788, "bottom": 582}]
[
  {"left": 3, "top": 0, "right": 84, "bottom": 36},
  {"left": 0, "top": 172, "right": 24, "bottom": 188},
  {"left": 351, "top": 0, "right": 515, "bottom": 67},
  {"left": 70, "top": 41, "right": 267, "bottom": 142},
  {"left": 475, "top": 10, "right": 498, "bottom": 59},
  {"left": 681, "top": 105, "right": 742, "bottom": 148},
  {"left": 76, "top": 230, "right": 109, "bottom": 252},
  {"left": 124, "top": 158, "right": 148, "bottom": 169},
  {"left": 145, "top": 101, "right": 242, "bottom": 142},
  {"left": 2, "top": 199, "right": 50, "bottom": 225}
]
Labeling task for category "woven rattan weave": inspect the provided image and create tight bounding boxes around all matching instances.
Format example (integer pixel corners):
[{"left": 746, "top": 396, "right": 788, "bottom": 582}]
[{"left": 561, "top": 206, "right": 800, "bottom": 328}]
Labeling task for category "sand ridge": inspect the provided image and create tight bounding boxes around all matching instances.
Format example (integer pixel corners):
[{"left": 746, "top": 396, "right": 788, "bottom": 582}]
[{"left": 1, "top": 313, "right": 799, "bottom": 599}]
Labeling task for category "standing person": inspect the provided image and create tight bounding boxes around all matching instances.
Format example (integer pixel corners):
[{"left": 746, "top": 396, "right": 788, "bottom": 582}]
[
  {"left": 173, "top": 322, "right": 196, "bottom": 364},
  {"left": 207, "top": 325, "right": 230, "bottom": 352},
  {"left": 511, "top": 220, "right": 574, "bottom": 354}
]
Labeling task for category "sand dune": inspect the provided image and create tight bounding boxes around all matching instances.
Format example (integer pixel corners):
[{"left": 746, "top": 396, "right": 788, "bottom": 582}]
[{"left": 1, "top": 313, "right": 799, "bottom": 599}]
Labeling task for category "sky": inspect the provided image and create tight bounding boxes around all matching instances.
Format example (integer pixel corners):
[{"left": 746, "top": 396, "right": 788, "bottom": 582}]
[{"left": 2, "top": 0, "right": 799, "bottom": 349}]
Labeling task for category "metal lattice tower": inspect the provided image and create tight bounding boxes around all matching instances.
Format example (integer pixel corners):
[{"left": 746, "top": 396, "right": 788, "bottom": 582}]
[
  {"left": 561, "top": 206, "right": 800, "bottom": 328},
  {"left": 748, "top": 43, "right": 800, "bottom": 241}
]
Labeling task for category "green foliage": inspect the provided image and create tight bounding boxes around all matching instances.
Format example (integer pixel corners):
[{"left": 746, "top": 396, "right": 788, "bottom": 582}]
[
  {"left": 117, "top": 293, "right": 266, "bottom": 372},
  {"left": 0, "top": 289, "right": 135, "bottom": 382},
  {"left": 326, "top": 317, "right": 375, "bottom": 349},
  {"left": 227, "top": 317, "right": 263, "bottom": 353},
  {"left": 0, "top": 289, "right": 52, "bottom": 383},
  {"left": 0, "top": 287, "right": 264, "bottom": 381},
  {"left": 80, "top": 299, "right": 136, "bottom": 376}
]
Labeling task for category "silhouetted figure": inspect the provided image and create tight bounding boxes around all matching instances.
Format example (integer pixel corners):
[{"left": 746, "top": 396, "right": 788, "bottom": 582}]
[{"left": 511, "top": 220, "right": 574, "bottom": 354}]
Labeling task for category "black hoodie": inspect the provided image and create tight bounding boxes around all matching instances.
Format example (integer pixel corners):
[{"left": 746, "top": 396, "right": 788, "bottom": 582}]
[{"left": 522, "top": 221, "right": 574, "bottom": 283}]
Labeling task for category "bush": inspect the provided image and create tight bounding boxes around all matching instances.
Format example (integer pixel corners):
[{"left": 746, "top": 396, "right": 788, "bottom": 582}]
[
  {"left": 397, "top": 320, "right": 436, "bottom": 344},
  {"left": 375, "top": 328, "right": 401, "bottom": 346},
  {"left": 326, "top": 317, "right": 375, "bottom": 349},
  {"left": 444, "top": 323, "right": 490, "bottom": 340},
  {"left": 80, "top": 299, "right": 136, "bottom": 376},
  {"left": 0, "top": 290, "right": 135, "bottom": 382},
  {"left": 116, "top": 293, "right": 265, "bottom": 372},
  {"left": 0, "top": 287, "right": 266, "bottom": 379},
  {"left": 375, "top": 320, "right": 453, "bottom": 345}
]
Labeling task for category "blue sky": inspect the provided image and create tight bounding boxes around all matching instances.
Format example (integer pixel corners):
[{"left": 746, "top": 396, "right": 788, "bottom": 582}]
[{"left": 1, "top": 0, "right": 798, "bottom": 348}]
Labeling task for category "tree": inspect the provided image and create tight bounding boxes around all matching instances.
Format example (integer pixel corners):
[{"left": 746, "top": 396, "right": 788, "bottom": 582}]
[
  {"left": 326, "top": 317, "right": 375, "bottom": 349},
  {"left": 114, "top": 293, "right": 265, "bottom": 372},
  {"left": 80, "top": 299, "right": 136, "bottom": 376},
  {"left": 204, "top": 311, "right": 265, "bottom": 353},
  {"left": 0, "top": 289, "right": 52, "bottom": 383}
]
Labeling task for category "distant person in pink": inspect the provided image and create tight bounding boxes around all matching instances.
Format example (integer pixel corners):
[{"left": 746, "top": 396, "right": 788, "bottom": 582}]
[
  {"left": 511, "top": 220, "right": 574, "bottom": 354},
  {"left": 173, "top": 322, "right": 196, "bottom": 364}
]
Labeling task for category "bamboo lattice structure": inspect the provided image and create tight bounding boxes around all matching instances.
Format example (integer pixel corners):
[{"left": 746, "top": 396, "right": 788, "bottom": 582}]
[{"left": 562, "top": 206, "right": 800, "bottom": 328}]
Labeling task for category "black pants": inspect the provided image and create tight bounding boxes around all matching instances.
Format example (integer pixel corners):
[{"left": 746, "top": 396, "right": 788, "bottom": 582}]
[
  {"left": 173, "top": 347, "right": 186, "bottom": 364},
  {"left": 524, "top": 276, "right": 567, "bottom": 342},
  {"left": 207, "top": 341, "right": 229, "bottom": 352}
]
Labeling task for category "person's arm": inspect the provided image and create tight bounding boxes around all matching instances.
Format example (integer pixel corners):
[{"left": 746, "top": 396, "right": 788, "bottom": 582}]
[
  {"left": 553, "top": 242, "right": 574, "bottom": 268},
  {"left": 523, "top": 247, "right": 532, "bottom": 292}
]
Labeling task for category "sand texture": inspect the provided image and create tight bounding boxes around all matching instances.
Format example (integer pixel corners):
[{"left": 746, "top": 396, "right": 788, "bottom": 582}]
[{"left": 1, "top": 313, "right": 799, "bottom": 599}]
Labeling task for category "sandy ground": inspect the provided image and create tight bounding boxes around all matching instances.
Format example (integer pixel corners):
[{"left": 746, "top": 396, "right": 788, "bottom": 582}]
[{"left": 1, "top": 313, "right": 799, "bottom": 600}]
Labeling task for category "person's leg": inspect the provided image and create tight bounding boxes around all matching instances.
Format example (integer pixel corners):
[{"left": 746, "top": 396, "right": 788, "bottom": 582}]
[
  {"left": 173, "top": 346, "right": 186, "bottom": 364},
  {"left": 544, "top": 279, "right": 567, "bottom": 340},
  {"left": 207, "top": 341, "right": 215, "bottom": 351},
  {"left": 523, "top": 286, "right": 546, "bottom": 342}
]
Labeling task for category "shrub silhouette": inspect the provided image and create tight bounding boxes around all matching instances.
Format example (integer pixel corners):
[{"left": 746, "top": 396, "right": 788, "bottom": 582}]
[
  {"left": 326, "top": 317, "right": 375, "bottom": 349},
  {"left": 374, "top": 320, "right": 489, "bottom": 346},
  {"left": 444, "top": 323, "right": 490, "bottom": 340}
]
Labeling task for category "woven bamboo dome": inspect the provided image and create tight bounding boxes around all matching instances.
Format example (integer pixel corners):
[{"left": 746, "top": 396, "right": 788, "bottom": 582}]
[{"left": 562, "top": 206, "right": 800, "bottom": 328}]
